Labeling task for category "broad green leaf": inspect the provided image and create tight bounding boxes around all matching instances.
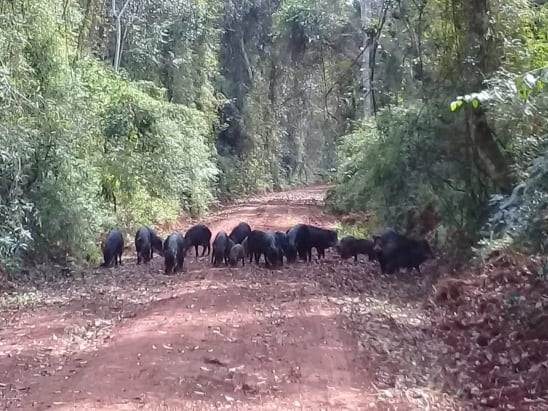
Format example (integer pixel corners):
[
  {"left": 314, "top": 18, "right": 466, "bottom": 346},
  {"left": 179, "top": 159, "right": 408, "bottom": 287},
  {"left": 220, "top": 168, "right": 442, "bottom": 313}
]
[{"left": 450, "top": 99, "right": 465, "bottom": 111}]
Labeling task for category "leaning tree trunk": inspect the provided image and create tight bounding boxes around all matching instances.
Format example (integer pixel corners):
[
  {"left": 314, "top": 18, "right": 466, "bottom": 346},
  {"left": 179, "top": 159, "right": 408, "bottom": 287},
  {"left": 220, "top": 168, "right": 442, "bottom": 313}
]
[{"left": 462, "top": 0, "right": 512, "bottom": 191}]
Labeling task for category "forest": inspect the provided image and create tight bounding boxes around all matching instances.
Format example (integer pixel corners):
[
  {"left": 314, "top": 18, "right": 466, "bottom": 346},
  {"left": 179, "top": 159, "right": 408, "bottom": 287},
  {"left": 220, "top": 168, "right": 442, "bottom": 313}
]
[
  {"left": 0, "top": 0, "right": 547, "bottom": 409},
  {"left": 0, "top": 0, "right": 546, "bottom": 272}
]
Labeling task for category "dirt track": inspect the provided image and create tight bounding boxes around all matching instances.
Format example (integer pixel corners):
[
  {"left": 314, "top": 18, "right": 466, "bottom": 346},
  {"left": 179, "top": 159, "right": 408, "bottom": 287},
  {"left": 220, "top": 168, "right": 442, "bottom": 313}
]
[{"left": 0, "top": 186, "right": 467, "bottom": 410}]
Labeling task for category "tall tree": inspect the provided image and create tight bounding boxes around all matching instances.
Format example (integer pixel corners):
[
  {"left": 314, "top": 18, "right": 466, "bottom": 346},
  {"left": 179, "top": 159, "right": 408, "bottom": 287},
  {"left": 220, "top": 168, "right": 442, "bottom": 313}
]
[
  {"left": 112, "top": 0, "right": 131, "bottom": 72},
  {"left": 359, "top": 0, "right": 376, "bottom": 116},
  {"left": 462, "top": 0, "right": 512, "bottom": 191}
]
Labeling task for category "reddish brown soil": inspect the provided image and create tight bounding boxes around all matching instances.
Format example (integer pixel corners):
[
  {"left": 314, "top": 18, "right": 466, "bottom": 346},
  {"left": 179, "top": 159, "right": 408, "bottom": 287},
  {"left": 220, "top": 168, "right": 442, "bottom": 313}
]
[{"left": 0, "top": 186, "right": 546, "bottom": 410}]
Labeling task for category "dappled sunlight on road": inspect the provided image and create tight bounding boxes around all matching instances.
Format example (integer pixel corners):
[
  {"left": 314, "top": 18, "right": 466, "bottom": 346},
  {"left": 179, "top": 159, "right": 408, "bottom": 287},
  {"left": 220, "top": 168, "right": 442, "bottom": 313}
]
[{"left": 0, "top": 185, "right": 470, "bottom": 410}]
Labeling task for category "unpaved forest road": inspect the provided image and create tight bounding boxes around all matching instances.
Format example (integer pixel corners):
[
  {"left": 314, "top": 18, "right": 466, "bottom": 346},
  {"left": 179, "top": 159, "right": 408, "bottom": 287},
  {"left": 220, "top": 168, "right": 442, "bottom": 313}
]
[{"left": 0, "top": 186, "right": 465, "bottom": 410}]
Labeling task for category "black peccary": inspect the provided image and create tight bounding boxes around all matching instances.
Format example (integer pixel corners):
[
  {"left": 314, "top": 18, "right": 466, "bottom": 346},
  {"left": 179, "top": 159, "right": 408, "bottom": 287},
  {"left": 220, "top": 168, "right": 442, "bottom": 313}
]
[
  {"left": 135, "top": 226, "right": 152, "bottom": 264},
  {"left": 212, "top": 231, "right": 230, "bottom": 266},
  {"left": 102, "top": 230, "right": 124, "bottom": 268},
  {"left": 274, "top": 231, "right": 297, "bottom": 263},
  {"left": 163, "top": 232, "right": 185, "bottom": 274},
  {"left": 373, "top": 229, "right": 433, "bottom": 274},
  {"left": 286, "top": 224, "right": 311, "bottom": 261},
  {"left": 336, "top": 236, "right": 376, "bottom": 262},
  {"left": 184, "top": 224, "right": 212, "bottom": 258},
  {"left": 229, "top": 222, "right": 251, "bottom": 244}
]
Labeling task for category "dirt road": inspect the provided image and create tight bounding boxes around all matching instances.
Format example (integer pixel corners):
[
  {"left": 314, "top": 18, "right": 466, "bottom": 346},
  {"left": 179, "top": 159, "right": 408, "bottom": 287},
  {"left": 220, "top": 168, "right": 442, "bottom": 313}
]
[{"left": 0, "top": 186, "right": 464, "bottom": 410}]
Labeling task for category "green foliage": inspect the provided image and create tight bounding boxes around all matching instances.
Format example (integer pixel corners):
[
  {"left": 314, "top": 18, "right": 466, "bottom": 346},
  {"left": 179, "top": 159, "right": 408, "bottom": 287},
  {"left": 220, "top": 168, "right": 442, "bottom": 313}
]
[
  {"left": 216, "top": 154, "right": 272, "bottom": 199},
  {"left": 515, "top": 67, "right": 548, "bottom": 100},
  {"left": 449, "top": 68, "right": 547, "bottom": 111},
  {"left": 215, "top": 0, "right": 356, "bottom": 197},
  {"left": 332, "top": 220, "right": 377, "bottom": 239},
  {"left": 519, "top": 3, "right": 548, "bottom": 68},
  {"left": 121, "top": 0, "right": 222, "bottom": 110},
  {"left": 99, "top": 79, "right": 217, "bottom": 218},
  {"left": 328, "top": 0, "right": 548, "bottom": 259},
  {"left": 325, "top": 123, "right": 380, "bottom": 214},
  {"left": 0, "top": 135, "right": 35, "bottom": 271},
  {"left": 483, "top": 152, "right": 548, "bottom": 253},
  {"left": 457, "top": 65, "right": 548, "bottom": 253},
  {"left": 1, "top": 0, "right": 545, "bottom": 272},
  {"left": 449, "top": 91, "right": 490, "bottom": 111},
  {"left": 272, "top": 0, "right": 346, "bottom": 42},
  {"left": 328, "top": 105, "right": 481, "bottom": 237},
  {"left": 0, "top": 0, "right": 218, "bottom": 274}
]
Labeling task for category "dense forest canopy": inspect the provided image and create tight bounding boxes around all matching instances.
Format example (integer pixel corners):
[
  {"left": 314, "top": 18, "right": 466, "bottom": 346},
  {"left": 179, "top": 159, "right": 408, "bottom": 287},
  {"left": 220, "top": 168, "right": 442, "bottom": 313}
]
[{"left": 0, "top": 0, "right": 546, "bottom": 272}]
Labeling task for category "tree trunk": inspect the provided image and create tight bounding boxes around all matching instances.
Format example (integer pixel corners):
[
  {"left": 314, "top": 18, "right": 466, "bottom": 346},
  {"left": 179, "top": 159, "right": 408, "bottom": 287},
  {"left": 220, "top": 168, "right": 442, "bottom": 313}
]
[
  {"left": 240, "top": 35, "right": 253, "bottom": 83},
  {"left": 114, "top": 14, "right": 122, "bottom": 71},
  {"left": 359, "top": 0, "right": 378, "bottom": 117},
  {"left": 75, "top": 0, "right": 96, "bottom": 58},
  {"left": 462, "top": 0, "right": 512, "bottom": 191},
  {"left": 113, "top": 0, "right": 131, "bottom": 73}
]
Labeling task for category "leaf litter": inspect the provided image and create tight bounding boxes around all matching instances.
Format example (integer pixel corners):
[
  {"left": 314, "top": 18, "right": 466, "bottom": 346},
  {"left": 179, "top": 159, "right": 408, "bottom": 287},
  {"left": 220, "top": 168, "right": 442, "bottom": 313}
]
[{"left": 0, "top": 187, "right": 547, "bottom": 410}]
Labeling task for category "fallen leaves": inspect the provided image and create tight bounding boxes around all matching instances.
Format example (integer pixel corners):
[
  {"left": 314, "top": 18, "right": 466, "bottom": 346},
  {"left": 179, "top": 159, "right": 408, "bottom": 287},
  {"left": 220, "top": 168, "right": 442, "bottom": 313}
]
[
  {"left": 329, "top": 250, "right": 548, "bottom": 410},
  {"left": 0, "top": 187, "right": 546, "bottom": 411},
  {"left": 430, "top": 253, "right": 548, "bottom": 409}
]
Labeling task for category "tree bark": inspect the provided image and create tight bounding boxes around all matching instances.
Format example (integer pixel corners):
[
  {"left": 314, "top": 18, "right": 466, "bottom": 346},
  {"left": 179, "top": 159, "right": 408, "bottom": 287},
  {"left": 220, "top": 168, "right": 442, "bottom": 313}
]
[
  {"left": 462, "top": 0, "right": 512, "bottom": 191},
  {"left": 359, "top": 0, "right": 376, "bottom": 117},
  {"left": 75, "top": 0, "right": 97, "bottom": 59},
  {"left": 113, "top": 0, "right": 131, "bottom": 73}
]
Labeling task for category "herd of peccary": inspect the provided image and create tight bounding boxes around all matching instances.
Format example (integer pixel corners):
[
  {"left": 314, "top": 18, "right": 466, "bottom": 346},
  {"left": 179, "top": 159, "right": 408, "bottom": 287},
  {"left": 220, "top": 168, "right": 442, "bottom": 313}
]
[{"left": 101, "top": 223, "right": 434, "bottom": 275}]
